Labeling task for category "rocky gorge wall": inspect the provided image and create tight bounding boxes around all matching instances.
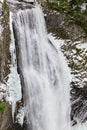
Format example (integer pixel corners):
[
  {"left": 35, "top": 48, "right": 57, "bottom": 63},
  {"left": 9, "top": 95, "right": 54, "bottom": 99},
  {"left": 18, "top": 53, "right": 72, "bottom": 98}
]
[
  {"left": 0, "top": 1, "right": 13, "bottom": 130},
  {"left": 0, "top": 0, "right": 11, "bottom": 83}
]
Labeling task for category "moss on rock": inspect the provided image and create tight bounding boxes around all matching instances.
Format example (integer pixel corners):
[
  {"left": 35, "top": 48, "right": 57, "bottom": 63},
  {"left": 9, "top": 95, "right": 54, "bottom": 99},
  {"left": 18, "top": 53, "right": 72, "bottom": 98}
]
[
  {"left": 0, "top": 102, "right": 6, "bottom": 113},
  {"left": 0, "top": 0, "right": 11, "bottom": 82}
]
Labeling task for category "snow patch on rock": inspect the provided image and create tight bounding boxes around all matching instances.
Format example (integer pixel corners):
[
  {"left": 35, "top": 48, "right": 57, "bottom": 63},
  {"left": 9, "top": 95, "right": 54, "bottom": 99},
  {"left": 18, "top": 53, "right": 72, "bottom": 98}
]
[
  {"left": 0, "top": 83, "right": 7, "bottom": 101},
  {"left": 6, "top": 12, "right": 22, "bottom": 121},
  {"left": 16, "top": 107, "right": 25, "bottom": 126}
]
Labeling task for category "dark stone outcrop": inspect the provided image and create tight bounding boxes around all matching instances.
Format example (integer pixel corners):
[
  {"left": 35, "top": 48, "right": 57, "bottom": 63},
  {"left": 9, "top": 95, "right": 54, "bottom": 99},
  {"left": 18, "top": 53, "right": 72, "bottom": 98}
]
[
  {"left": 61, "top": 40, "right": 87, "bottom": 125},
  {"left": 7, "top": 0, "right": 35, "bottom": 13},
  {"left": 43, "top": 4, "right": 86, "bottom": 41}
]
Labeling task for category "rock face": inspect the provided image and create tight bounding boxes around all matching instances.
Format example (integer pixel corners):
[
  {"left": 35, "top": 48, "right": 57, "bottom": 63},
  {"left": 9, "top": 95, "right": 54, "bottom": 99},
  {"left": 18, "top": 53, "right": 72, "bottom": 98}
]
[
  {"left": 0, "top": 103, "right": 13, "bottom": 130},
  {"left": 19, "top": 0, "right": 35, "bottom": 3},
  {"left": 0, "top": 0, "right": 11, "bottom": 83},
  {"left": 0, "top": 1, "right": 13, "bottom": 130},
  {"left": 61, "top": 41, "right": 87, "bottom": 125},
  {"left": 43, "top": 4, "right": 86, "bottom": 41},
  {"left": 0, "top": 0, "right": 25, "bottom": 129},
  {"left": 7, "top": 0, "right": 34, "bottom": 12},
  {"left": 42, "top": 3, "right": 87, "bottom": 125}
]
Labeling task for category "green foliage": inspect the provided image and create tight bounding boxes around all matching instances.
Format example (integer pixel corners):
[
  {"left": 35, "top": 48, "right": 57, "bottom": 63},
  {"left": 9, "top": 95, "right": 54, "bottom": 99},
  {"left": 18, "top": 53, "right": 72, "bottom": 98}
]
[
  {"left": 48, "top": 2, "right": 60, "bottom": 11},
  {"left": 2, "top": 0, "right": 9, "bottom": 20},
  {"left": 68, "top": 5, "right": 87, "bottom": 34},
  {"left": 0, "top": 102, "right": 5, "bottom": 113},
  {"left": 69, "top": 0, "right": 86, "bottom": 6},
  {"left": 48, "top": 1, "right": 71, "bottom": 12},
  {"left": 48, "top": 0, "right": 87, "bottom": 35}
]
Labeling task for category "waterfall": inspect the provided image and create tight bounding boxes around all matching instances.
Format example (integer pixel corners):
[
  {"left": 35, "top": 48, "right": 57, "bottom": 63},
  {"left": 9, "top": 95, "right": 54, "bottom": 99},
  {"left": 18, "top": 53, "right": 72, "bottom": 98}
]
[{"left": 10, "top": 4, "right": 72, "bottom": 130}]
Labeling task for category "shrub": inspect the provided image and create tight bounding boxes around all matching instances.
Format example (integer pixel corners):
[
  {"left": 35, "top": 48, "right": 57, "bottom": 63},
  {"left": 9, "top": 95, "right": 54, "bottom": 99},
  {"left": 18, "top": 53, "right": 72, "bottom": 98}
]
[{"left": 0, "top": 102, "right": 5, "bottom": 113}]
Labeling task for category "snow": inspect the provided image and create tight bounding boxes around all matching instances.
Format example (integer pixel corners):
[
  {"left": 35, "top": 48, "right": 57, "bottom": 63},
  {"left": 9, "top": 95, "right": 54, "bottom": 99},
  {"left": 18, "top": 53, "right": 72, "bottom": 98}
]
[
  {"left": 81, "top": 3, "right": 87, "bottom": 11},
  {"left": 0, "top": 0, "right": 4, "bottom": 3},
  {"left": 48, "top": 33, "right": 65, "bottom": 47},
  {"left": 0, "top": 83, "right": 7, "bottom": 101},
  {"left": 72, "top": 122, "right": 87, "bottom": 130},
  {"left": 16, "top": 107, "right": 25, "bottom": 126},
  {"left": 6, "top": 66, "right": 22, "bottom": 120},
  {"left": 6, "top": 12, "right": 22, "bottom": 121},
  {"left": 76, "top": 43, "right": 87, "bottom": 50}
]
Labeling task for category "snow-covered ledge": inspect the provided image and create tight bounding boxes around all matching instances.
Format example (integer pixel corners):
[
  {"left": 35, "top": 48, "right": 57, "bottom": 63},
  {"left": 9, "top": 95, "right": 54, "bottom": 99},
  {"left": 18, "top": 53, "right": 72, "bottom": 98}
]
[{"left": 6, "top": 12, "right": 22, "bottom": 121}]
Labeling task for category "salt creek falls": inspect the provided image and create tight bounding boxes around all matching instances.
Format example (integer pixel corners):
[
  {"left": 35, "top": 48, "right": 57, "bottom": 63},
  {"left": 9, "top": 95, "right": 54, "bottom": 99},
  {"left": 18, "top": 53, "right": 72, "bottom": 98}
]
[{"left": 7, "top": 0, "right": 86, "bottom": 130}]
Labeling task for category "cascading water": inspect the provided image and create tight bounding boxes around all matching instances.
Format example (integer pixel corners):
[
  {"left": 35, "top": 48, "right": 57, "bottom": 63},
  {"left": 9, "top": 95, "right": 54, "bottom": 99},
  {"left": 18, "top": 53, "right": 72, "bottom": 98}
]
[{"left": 10, "top": 3, "right": 72, "bottom": 130}]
